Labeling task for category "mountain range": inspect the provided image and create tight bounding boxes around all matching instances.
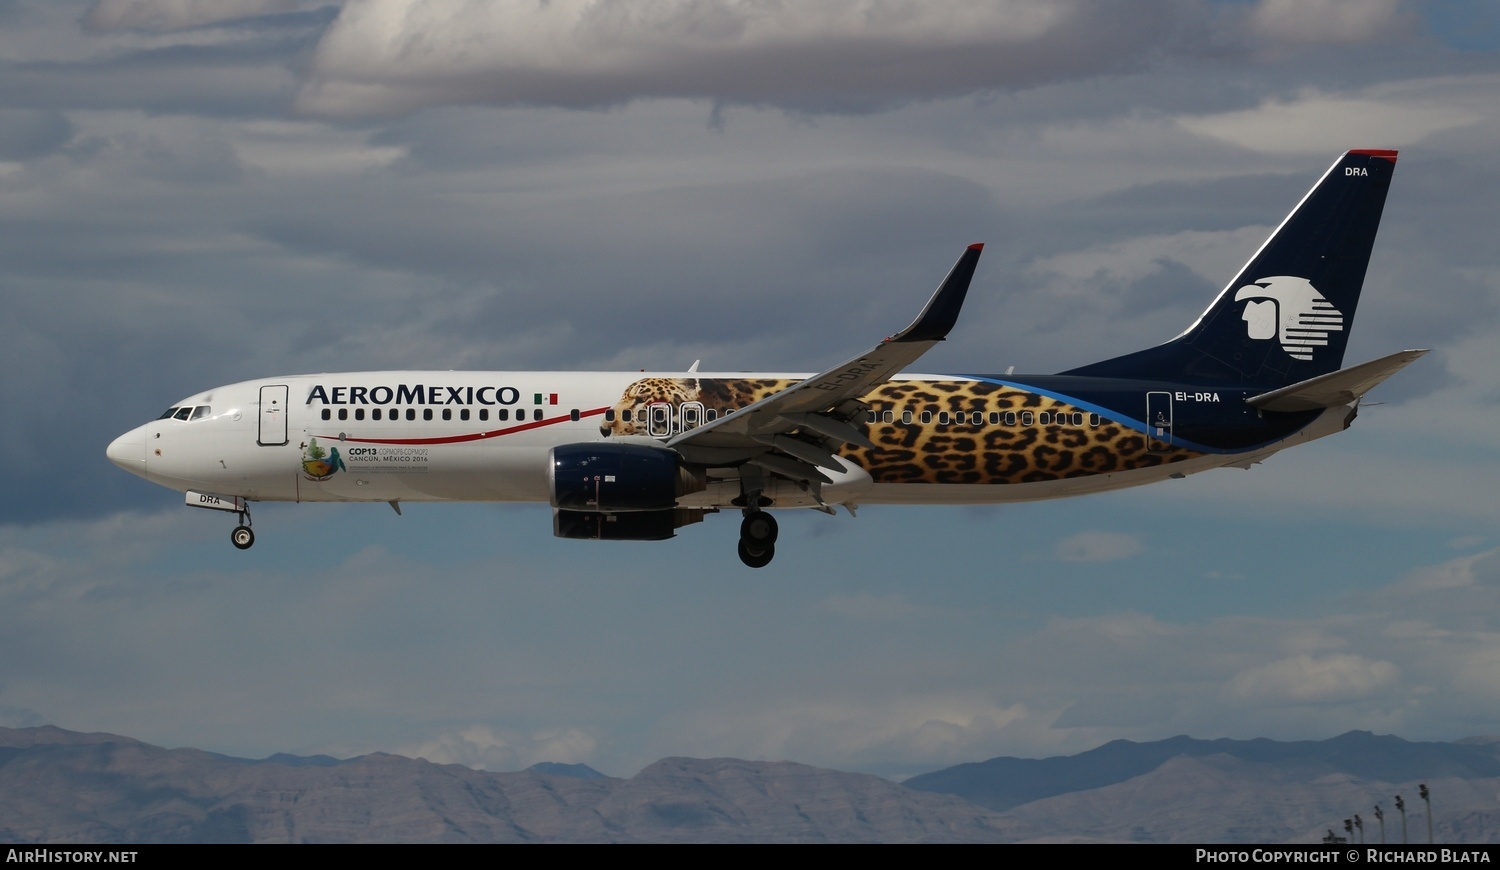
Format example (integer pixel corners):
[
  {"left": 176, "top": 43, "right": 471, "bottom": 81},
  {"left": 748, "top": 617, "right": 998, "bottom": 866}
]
[{"left": 2, "top": 726, "right": 1495, "bottom": 843}]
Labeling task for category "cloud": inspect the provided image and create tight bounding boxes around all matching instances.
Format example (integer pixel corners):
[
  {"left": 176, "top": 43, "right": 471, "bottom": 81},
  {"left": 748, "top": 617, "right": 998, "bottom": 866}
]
[
  {"left": 1055, "top": 531, "right": 1144, "bottom": 563},
  {"left": 1392, "top": 548, "right": 1499, "bottom": 594},
  {"left": 668, "top": 691, "right": 1042, "bottom": 774},
  {"left": 1248, "top": 0, "right": 1408, "bottom": 45},
  {"left": 1177, "top": 87, "right": 1483, "bottom": 155},
  {"left": 0, "top": 109, "right": 72, "bottom": 161},
  {"left": 82, "top": 0, "right": 313, "bottom": 33},
  {"left": 1223, "top": 654, "right": 1400, "bottom": 704},
  {"left": 294, "top": 0, "right": 1176, "bottom": 117},
  {"left": 395, "top": 724, "right": 599, "bottom": 771}
]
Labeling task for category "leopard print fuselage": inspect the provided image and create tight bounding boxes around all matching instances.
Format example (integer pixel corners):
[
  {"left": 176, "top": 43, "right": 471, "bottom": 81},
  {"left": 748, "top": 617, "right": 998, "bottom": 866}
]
[
  {"left": 603, "top": 376, "right": 1199, "bottom": 485},
  {"left": 602, "top": 377, "right": 789, "bottom": 438}
]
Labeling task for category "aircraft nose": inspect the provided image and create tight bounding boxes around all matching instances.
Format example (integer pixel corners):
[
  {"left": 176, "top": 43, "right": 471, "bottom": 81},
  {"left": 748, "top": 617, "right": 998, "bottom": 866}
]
[{"left": 107, "top": 427, "right": 147, "bottom": 478}]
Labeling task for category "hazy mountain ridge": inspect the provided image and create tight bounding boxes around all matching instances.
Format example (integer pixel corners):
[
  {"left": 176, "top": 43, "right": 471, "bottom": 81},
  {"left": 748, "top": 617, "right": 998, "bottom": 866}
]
[
  {"left": 0, "top": 728, "right": 1026, "bottom": 843},
  {"left": 2, "top": 727, "right": 1496, "bottom": 843},
  {"left": 906, "top": 732, "right": 1500, "bottom": 843},
  {"left": 905, "top": 731, "right": 1500, "bottom": 812}
]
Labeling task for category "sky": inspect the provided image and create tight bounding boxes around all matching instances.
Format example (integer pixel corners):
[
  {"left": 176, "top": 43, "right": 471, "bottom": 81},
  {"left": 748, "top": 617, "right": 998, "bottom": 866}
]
[{"left": 1, "top": 0, "right": 1498, "bottom": 781}]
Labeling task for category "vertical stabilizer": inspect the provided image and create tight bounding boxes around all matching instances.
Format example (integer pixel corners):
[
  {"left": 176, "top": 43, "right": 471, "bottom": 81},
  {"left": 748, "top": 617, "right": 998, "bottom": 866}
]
[{"left": 1063, "top": 150, "right": 1398, "bottom": 387}]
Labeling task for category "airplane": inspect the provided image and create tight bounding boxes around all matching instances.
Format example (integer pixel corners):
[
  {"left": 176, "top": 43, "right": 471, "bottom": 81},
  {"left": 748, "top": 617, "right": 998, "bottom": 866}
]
[{"left": 107, "top": 149, "right": 1423, "bottom": 568}]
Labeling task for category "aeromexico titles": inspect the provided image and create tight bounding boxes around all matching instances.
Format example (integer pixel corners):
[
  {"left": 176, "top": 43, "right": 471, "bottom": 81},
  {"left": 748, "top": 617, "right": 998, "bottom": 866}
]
[{"left": 108, "top": 150, "right": 1424, "bottom": 567}]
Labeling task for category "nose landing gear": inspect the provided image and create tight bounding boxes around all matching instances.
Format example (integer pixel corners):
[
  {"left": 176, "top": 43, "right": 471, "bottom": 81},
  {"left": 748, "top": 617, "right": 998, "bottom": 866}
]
[
  {"left": 184, "top": 491, "right": 256, "bottom": 550},
  {"left": 738, "top": 510, "right": 778, "bottom": 568},
  {"left": 231, "top": 524, "right": 255, "bottom": 550},
  {"left": 230, "top": 505, "right": 254, "bottom": 550}
]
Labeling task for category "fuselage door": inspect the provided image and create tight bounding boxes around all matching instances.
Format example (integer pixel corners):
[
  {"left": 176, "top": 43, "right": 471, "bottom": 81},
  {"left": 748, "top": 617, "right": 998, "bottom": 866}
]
[
  {"left": 1146, "top": 391, "right": 1172, "bottom": 452},
  {"left": 647, "top": 402, "right": 673, "bottom": 438},
  {"left": 258, "top": 384, "right": 289, "bottom": 446}
]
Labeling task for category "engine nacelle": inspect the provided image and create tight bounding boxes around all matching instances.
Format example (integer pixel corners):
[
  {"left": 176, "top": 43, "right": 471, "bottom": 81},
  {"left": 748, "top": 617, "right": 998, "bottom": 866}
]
[
  {"left": 549, "top": 442, "right": 705, "bottom": 512},
  {"left": 552, "top": 508, "right": 707, "bottom": 541}
]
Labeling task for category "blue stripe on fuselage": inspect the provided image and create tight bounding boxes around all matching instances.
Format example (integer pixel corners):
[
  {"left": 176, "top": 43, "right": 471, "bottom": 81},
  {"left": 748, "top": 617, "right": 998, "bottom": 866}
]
[{"left": 955, "top": 374, "right": 1314, "bottom": 455}]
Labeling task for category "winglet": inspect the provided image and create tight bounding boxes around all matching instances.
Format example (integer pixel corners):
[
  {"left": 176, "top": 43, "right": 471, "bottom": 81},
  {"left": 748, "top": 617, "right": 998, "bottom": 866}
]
[{"left": 889, "top": 244, "right": 984, "bottom": 343}]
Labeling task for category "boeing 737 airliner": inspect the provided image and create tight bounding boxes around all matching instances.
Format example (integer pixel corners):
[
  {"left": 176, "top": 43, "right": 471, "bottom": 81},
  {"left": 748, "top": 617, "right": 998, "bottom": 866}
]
[{"left": 108, "top": 150, "right": 1423, "bottom": 567}]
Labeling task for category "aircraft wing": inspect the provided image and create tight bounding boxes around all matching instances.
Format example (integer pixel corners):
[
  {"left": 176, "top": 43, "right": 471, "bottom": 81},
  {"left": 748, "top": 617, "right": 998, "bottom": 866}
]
[{"left": 667, "top": 244, "right": 983, "bottom": 480}]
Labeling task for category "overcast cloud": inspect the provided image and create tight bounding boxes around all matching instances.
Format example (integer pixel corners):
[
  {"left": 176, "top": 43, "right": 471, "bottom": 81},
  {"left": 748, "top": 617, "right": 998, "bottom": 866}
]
[{"left": 0, "top": 0, "right": 1496, "bottom": 778}]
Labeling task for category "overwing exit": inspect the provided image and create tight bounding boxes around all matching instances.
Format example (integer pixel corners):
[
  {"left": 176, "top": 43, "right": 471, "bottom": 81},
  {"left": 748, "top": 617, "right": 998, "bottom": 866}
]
[{"left": 108, "top": 150, "right": 1423, "bottom": 567}]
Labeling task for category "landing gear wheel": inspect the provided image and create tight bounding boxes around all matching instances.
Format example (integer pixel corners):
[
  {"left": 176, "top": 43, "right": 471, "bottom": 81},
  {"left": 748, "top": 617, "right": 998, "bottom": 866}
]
[
  {"left": 231, "top": 525, "right": 255, "bottom": 550},
  {"left": 738, "top": 540, "right": 775, "bottom": 569},
  {"left": 740, "top": 512, "right": 779, "bottom": 548}
]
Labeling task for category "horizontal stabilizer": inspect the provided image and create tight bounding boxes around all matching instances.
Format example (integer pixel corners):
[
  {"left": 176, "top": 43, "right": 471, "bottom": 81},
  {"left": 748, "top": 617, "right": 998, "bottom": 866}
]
[{"left": 1247, "top": 349, "right": 1428, "bottom": 412}]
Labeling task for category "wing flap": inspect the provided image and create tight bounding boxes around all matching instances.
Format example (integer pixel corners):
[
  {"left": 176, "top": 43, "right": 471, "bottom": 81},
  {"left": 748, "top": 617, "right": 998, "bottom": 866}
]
[
  {"left": 750, "top": 452, "right": 833, "bottom": 484},
  {"left": 1247, "top": 349, "right": 1428, "bottom": 412},
  {"left": 754, "top": 434, "right": 845, "bottom": 471}
]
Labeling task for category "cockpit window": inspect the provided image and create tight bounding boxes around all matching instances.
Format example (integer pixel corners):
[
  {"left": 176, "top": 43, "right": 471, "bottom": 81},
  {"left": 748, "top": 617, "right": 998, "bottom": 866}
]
[{"left": 158, "top": 405, "right": 213, "bottom": 421}]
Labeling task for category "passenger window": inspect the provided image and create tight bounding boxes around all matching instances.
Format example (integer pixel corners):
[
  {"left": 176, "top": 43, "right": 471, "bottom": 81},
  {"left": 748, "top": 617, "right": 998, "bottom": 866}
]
[
  {"left": 354, "top": 408, "right": 365, "bottom": 421},
  {"left": 1072, "top": 412, "right": 1084, "bottom": 426},
  {"left": 1004, "top": 411, "right": 1017, "bottom": 426},
  {"left": 442, "top": 408, "right": 452, "bottom": 421},
  {"left": 937, "top": 411, "right": 949, "bottom": 425},
  {"left": 570, "top": 409, "right": 580, "bottom": 422},
  {"left": 605, "top": 410, "right": 616, "bottom": 422},
  {"left": 707, "top": 409, "right": 717, "bottom": 421},
  {"left": 533, "top": 409, "right": 542, "bottom": 421},
  {"left": 921, "top": 411, "right": 932, "bottom": 424},
  {"left": 1021, "top": 411, "right": 1033, "bottom": 426},
  {"left": 406, "top": 408, "right": 416, "bottom": 421},
  {"left": 460, "top": 408, "right": 470, "bottom": 421},
  {"left": 1089, "top": 413, "right": 1100, "bottom": 427},
  {"left": 621, "top": 409, "right": 631, "bottom": 423},
  {"left": 479, "top": 409, "right": 489, "bottom": 421},
  {"left": 338, "top": 408, "right": 348, "bottom": 421},
  {"left": 498, "top": 409, "right": 509, "bottom": 421},
  {"left": 373, "top": 408, "right": 382, "bottom": 421},
  {"left": 868, "top": 411, "right": 878, "bottom": 424},
  {"left": 423, "top": 408, "right": 433, "bottom": 421},
  {"left": 883, "top": 411, "right": 894, "bottom": 424},
  {"left": 1039, "top": 412, "right": 1051, "bottom": 425},
  {"left": 321, "top": 409, "right": 331, "bottom": 421},
  {"left": 901, "top": 410, "right": 913, "bottom": 424}
]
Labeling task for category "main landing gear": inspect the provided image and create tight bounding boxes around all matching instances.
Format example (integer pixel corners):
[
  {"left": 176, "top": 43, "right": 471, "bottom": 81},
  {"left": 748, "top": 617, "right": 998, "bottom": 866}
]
[{"left": 738, "top": 510, "right": 778, "bottom": 569}]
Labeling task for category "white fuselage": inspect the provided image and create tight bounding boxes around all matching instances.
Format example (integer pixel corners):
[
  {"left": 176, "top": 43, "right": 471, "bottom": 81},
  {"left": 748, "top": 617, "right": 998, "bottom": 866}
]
[{"left": 107, "top": 371, "right": 1348, "bottom": 512}]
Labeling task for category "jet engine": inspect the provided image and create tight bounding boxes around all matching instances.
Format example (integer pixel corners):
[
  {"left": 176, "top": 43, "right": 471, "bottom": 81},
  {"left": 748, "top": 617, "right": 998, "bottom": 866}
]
[
  {"left": 552, "top": 508, "right": 707, "bottom": 541},
  {"left": 549, "top": 442, "right": 705, "bottom": 512}
]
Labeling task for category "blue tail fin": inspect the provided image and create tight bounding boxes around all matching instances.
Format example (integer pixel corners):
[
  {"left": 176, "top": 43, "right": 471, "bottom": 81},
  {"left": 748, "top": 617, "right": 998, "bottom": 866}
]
[{"left": 1063, "top": 150, "right": 1398, "bottom": 387}]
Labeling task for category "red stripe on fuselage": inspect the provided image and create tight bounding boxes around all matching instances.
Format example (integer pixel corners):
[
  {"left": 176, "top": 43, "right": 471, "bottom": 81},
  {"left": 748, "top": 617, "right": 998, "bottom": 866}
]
[{"left": 316, "top": 406, "right": 608, "bottom": 446}]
